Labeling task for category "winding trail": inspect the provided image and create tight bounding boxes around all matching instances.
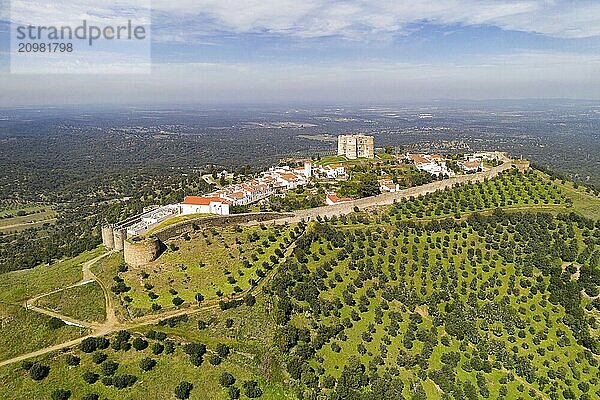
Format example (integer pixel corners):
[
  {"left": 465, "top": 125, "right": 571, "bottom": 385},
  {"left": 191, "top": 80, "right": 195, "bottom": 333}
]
[
  {"left": 0, "top": 229, "right": 304, "bottom": 368},
  {"left": 0, "top": 158, "right": 523, "bottom": 368},
  {"left": 24, "top": 252, "right": 115, "bottom": 330}
]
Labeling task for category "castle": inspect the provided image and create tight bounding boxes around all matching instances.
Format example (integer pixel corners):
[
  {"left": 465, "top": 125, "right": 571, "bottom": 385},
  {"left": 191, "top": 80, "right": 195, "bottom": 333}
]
[{"left": 337, "top": 134, "right": 374, "bottom": 159}]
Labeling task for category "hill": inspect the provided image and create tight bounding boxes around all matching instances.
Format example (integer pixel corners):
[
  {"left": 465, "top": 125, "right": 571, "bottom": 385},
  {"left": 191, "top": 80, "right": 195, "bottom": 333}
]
[{"left": 0, "top": 168, "right": 598, "bottom": 400}]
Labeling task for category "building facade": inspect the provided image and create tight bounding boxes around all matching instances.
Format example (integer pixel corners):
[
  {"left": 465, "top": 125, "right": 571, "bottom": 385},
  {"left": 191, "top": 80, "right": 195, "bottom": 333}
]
[
  {"left": 179, "top": 196, "right": 230, "bottom": 215},
  {"left": 337, "top": 134, "right": 374, "bottom": 159}
]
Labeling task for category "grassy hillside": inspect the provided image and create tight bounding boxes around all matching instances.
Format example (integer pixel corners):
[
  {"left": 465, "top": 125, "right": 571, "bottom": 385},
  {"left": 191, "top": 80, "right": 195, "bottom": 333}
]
[
  {"left": 118, "top": 224, "right": 297, "bottom": 317},
  {"left": 0, "top": 168, "right": 598, "bottom": 400},
  {"left": 36, "top": 282, "right": 106, "bottom": 323},
  {"left": 0, "top": 249, "right": 102, "bottom": 361},
  {"left": 265, "top": 212, "right": 599, "bottom": 399}
]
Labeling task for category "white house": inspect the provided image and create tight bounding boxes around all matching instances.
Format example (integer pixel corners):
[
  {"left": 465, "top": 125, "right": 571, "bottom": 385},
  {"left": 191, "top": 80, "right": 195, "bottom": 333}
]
[
  {"left": 379, "top": 179, "right": 400, "bottom": 193},
  {"left": 460, "top": 160, "right": 483, "bottom": 173},
  {"left": 314, "top": 164, "right": 346, "bottom": 179},
  {"left": 406, "top": 153, "right": 454, "bottom": 177},
  {"left": 179, "top": 196, "right": 230, "bottom": 215}
]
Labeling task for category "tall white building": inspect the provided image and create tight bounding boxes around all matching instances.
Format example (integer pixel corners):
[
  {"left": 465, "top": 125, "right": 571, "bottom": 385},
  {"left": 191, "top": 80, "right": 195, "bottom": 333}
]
[{"left": 337, "top": 134, "right": 374, "bottom": 159}]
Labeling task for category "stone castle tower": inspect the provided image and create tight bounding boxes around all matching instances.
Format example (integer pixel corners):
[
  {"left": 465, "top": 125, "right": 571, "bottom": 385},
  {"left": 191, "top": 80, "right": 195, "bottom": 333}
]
[{"left": 337, "top": 134, "right": 374, "bottom": 159}]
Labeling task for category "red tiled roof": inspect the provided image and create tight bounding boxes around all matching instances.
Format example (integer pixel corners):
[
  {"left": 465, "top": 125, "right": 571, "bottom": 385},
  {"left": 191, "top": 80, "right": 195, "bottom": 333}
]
[
  {"left": 327, "top": 194, "right": 352, "bottom": 203},
  {"left": 279, "top": 173, "right": 298, "bottom": 181},
  {"left": 409, "top": 154, "right": 430, "bottom": 164},
  {"left": 463, "top": 161, "right": 481, "bottom": 168},
  {"left": 182, "top": 196, "right": 230, "bottom": 205}
]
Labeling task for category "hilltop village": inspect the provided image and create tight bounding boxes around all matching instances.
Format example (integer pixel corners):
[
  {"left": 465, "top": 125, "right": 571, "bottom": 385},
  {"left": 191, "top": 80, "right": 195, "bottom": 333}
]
[
  {"left": 8, "top": 127, "right": 600, "bottom": 400},
  {"left": 102, "top": 135, "right": 506, "bottom": 248}
]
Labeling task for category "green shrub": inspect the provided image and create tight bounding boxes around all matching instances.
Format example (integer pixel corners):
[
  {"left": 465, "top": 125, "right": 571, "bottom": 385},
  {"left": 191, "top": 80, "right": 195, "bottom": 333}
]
[
  {"left": 228, "top": 386, "right": 240, "bottom": 400},
  {"left": 82, "top": 371, "right": 99, "bottom": 384},
  {"left": 29, "top": 363, "right": 50, "bottom": 381},
  {"left": 208, "top": 355, "right": 222, "bottom": 365},
  {"left": 152, "top": 342, "right": 164, "bottom": 355},
  {"left": 140, "top": 357, "right": 157, "bottom": 372},
  {"left": 92, "top": 352, "right": 107, "bottom": 364},
  {"left": 80, "top": 337, "right": 98, "bottom": 353},
  {"left": 113, "top": 374, "right": 137, "bottom": 390},
  {"left": 219, "top": 372, "right": 236, "bottom": 387},
  {"left": 174, "top": 381, "right": 193, "bottom": 399},
  {"left": 21, "top": 361, "right": 33, "bottom": 371},
  {"left": 132, "top": 337, "right": 148, "bottom": 351},
  {"left": 242, "top": 380, "right": 262, "bottom": 398},
  {"left": 216, "top": 343, "right": 230, "bottom": 358},
  {"left": 51, "top": 389, "right": 71, "bottom": 400},
  {"left": 100, "top": 360, "right": 119, "bottom": 376},
  {"left": 96, "top": 337, "right": 110, "bottom": 349},
  {"left": 48, "top": 317, "right": 65, "bottom": 330},
  {"left": 172, "top": 297, "right": 184, "bottom": 306},
  {"left": 65, "top": 354, "right": 80, "bottom": 366}
]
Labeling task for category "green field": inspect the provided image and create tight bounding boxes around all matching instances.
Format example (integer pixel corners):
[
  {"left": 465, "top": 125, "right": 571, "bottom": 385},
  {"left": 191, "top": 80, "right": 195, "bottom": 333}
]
[
  {"left": 0, "top": 249, "right": 102, "bottom": 361},
  {"left": 118, "top": 224, "right": 297, "bottom": 317},
  {"left": 36, "top": 282, "right": 106, "bottom": 323},
  {"left": 556, "top": 178, "right": 600, "bottom": 220},
  {"left": 0, "top": 295, "right": 291, "bottom": 400},
  {"left": 0, "top": 168, "right": 598, "bottom": 400},
  {"left": 0, "top": 205, "right": 57, "bottom": 233}
]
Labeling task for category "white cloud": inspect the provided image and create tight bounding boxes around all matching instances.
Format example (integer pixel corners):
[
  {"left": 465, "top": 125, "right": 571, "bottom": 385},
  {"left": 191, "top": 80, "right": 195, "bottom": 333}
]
[
  {"left": 151, "top": 0, "right": 600, "bottom": 39},
  {"left": 8, "top": 0, "right": 151, "bottom": 26},
  {"left": 5, "top": 1, "right": 599, "bottom": 42}
]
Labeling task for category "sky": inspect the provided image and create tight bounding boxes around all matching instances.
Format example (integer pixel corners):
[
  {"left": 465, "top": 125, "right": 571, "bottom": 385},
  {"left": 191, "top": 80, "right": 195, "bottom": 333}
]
[{"left": 1, "top": 0, "right": 600, "bottom": 106}]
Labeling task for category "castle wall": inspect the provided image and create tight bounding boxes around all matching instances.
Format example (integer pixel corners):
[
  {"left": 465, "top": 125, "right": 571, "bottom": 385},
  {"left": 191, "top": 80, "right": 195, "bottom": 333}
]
[
  {"left": 123, "top": 237, "right": 162, "bottom": 268},
  {"left": 153, "top": 212, "right": 293, "bottom": 242},
  {"left": 113, "top": 228, "right": 126, "bottom": 251},
  {"left": 121, "top": 212, "right": 292, "bottom": 268},
  {"left": 101, "top": 225, "right": 115, "bottom": 250}
]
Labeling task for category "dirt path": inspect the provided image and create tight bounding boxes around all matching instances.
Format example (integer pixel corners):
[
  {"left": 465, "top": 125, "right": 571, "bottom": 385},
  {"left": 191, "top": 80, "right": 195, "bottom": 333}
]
[
  {"left": 0, "top": 230, "right": 304, "bottom": 368},
  {"left": 24, "top": 252, "right": 116, "bottom": 329}
]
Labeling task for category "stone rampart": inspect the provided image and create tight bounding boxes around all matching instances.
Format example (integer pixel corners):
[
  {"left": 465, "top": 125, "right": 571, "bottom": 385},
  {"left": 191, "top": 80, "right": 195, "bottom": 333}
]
[
  {"left": 122, "top": 212, "right": 292, "bottom": 267},
  {"left": 153, "top": 212, "right": 293, "bottom": 242},
  {"left": 123, "top": 237, "right": 162, "bottom": 268}
]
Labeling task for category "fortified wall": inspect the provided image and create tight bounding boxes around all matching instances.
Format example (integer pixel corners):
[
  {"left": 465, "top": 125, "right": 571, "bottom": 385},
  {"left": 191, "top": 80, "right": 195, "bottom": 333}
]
[
  {"left": 152, "top": 212, "right": 292, "bottom": 242},
  {"left": 114, "top": 212, "right": 292, "bottom": 268},
  {"left": 123, "top": 237, "right": 163, "bottom": 268}
]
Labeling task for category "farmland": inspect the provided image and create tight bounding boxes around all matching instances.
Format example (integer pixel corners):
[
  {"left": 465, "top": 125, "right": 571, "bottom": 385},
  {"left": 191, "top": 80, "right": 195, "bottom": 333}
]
[{"left": 0, "top": 167, "right": 598, "bottom": 400}]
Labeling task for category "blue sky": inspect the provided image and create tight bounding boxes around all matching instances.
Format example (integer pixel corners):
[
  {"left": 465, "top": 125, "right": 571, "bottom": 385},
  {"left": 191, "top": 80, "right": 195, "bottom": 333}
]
[{"left": 1, "top": 0, "right": 600, "bottom": 105}]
